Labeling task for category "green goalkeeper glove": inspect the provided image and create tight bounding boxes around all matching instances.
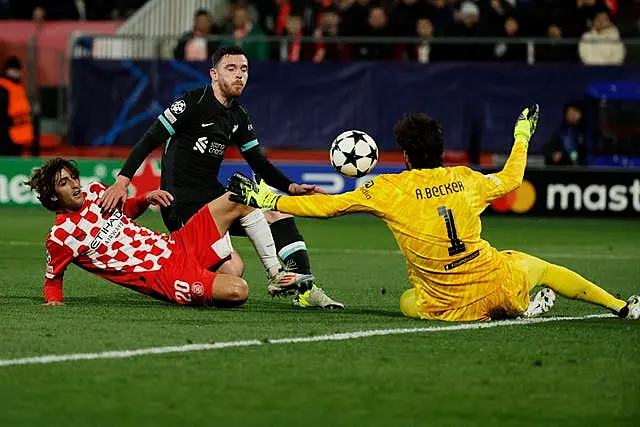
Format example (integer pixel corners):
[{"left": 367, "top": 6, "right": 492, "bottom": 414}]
[
  {"left": 513, "top": 104, "right": 540, "bottom": 148},
  {"left": 228, "top": 172, "right": 280, "bottom": 210}
]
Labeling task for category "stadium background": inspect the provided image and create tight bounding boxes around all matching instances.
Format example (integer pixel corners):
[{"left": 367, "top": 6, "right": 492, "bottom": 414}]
[
  {"left": 1, "top": 0, "right": 639, "bottom": 219},
  {"left": 1, "top": 2, "right": 639, "bottom": 427}
]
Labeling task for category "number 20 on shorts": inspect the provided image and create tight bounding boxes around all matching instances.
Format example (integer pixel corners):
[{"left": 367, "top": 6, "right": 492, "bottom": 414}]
[{"left": 174, "top": 280, "right": 192, "bottom": 303}]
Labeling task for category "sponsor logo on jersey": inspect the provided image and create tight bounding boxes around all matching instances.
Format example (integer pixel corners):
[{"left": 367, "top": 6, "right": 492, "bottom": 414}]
[
  {"left": 170, "top": 100, "right": 186, "bottom": 115},
  {"left": 193, "top": 137, "right": 208, "bottom": 154},
  {"left": 232, "top": 124, "right": 239, "bottom": 133},
  {"left": 208, "top": 142, "right": 226, "bottom": 157},
  {"left": 90, "top": 210, "right": 125, "bottom": 250},
  {"left": 201, "top": 122, "right": 214, "bottom": 127},
  {"left": 359, "top": 180, "right": 375, "bottom": 200}
]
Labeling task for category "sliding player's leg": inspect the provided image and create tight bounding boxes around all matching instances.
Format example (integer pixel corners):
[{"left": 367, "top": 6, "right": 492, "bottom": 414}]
[
  {"left": 210, "top": 272, "right": 249, "bottom": 307},
  {"left": 205, "top": 193, "right": 314, "bottom": 295},
  {"left": 264, "top": 211, "right": 344, "bottom": 309},
  {"left": 161, "top": 197, "right": 303, "bottom": 292},
  {"left": 504, "top": 250, "right": 637, "bottom": 318},
  {"left": 151, "top": 264, "right": 248, "bottom": 307},
  {"left": 161, "top": 201, "right": 244, "bottom": 275},
  {"left": 215, "top": 249, "right": 245, "bottom": 277}
]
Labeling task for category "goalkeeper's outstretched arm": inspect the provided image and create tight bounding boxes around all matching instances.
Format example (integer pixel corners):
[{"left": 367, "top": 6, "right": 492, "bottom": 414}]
[
  {"left": 276, "top": 191, "right": 375, "bottom": 218},
  {"left": 478, "top": 104, "right": 540, "bottom": 203},
  {"left": 228, "top": 172, "right": 379, "bottom": 218}
]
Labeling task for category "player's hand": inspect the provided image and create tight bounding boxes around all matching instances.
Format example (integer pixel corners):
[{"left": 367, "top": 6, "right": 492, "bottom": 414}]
[
  {"left": 288, "top": 183, "right": 327, "bottom": 195},
  {"left": 42, "top": 300, "right": 64, "bottom": 306},
  {"left": 228, "top": 172, "right": 280, "bottom": 210},
  {"left": 146, "top": 189, "right": 174, "bottom": 207},
  {"left": 99, "top": 175, "right": 130, "bottom": 214},
  {"left": 513, "top": 104, "right": 540, "bottom": 148}
]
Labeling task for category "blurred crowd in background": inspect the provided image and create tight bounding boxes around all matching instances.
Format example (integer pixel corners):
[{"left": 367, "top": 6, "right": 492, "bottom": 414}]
[
  {"left": 1, "top": 1, "right": 638, "bottom": 164},
  {"left": 178, "top": 0, "right": 635, "bottom": 65},
  {"left": 1, "top": 1, "right": 638, "bottom": 64}
]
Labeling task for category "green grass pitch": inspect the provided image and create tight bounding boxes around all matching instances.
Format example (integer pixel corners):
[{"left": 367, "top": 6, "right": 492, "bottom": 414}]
[{"left": 0, "top": 207, "right": 638, "bottom": 427}]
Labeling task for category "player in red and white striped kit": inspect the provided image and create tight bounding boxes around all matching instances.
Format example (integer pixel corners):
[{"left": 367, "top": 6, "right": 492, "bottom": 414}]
[{"left": 27, "top": 158, "right": 308, "bottom": 307}]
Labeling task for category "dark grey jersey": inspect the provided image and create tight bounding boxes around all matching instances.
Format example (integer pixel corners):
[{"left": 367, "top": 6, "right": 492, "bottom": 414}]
[{"left": 119, "top": 85, "right": 292, "bottom": 205}]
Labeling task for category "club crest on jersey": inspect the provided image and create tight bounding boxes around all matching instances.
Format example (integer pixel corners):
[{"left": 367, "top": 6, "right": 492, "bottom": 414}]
[
  {"left": 46, "top": 250, "right": 53, "bottom": 273},
  {"left": 191, "top": 282, "right": 205, "bottom": 297},
  {"left": 170, "top": 100, "right": 186, "bottom": 115}
]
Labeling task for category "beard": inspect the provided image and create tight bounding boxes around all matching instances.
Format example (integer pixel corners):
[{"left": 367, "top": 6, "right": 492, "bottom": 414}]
[{"left": 220, "top": 79, "right": 245, "bottom": 99}]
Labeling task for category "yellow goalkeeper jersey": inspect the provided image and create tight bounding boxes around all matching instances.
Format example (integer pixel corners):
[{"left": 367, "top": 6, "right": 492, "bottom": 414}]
[{"left": 277, "top": 141, "right": 529, "bottom": 318}]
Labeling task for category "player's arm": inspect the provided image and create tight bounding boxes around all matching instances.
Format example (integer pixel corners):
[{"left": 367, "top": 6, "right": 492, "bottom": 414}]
[
  {"left": 276, "top": 191, "right": 375, "bottom": 218},
  {"left": 43, "top": 239, "right": 74, "bottom": 305},
  {"left": 100, "top": 96, "right": 191, "bottom": 212},
  {"left": 233, "top": 113, "right": 294, "bottom": 194},
  {"left": 241, "top": 144, "right": 294, "bottom": 193},
  {"left": 123, "top": 189, "right": 174, "bottom": 219},
  {"left": 228, "top": 173, "right": 383, "bottom": 218},
  {"left": 123, "top": 193, "right": 151, "bottom": 219},
  {"left": 478, "top": 105, "right": 540, "bottom": 202}
]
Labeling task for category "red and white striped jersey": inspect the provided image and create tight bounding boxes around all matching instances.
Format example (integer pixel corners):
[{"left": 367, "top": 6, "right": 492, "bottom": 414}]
[{"left": 43, "top": 182, "right": 174, "bottom": 302}]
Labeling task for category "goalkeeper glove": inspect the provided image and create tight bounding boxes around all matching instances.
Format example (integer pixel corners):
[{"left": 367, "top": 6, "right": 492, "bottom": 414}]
[
  {"left": 228, "top": 172, "right": 280, "bottom": 210},
  {"left": 513, "top": 104, "right": 540, "bottom": 148}
]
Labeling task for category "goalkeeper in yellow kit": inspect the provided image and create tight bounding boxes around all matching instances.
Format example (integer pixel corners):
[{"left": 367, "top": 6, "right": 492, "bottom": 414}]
[{"left": 228, "top": 105, "right": 640, "bottom": 321}]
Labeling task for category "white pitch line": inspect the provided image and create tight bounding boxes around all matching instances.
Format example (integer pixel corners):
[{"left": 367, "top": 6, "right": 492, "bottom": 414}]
[
  {"left": 3, "top": 240, "right": 638, "bottom": 260},
  {"left": 0, "top": 313, "right": 614, "bottom": 368},
  {"left": 4, "top": 241, "right": 37, "bottom": 246}
]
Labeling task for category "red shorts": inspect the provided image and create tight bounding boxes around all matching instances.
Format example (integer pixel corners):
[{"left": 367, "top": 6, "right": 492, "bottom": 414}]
[{"left": 150, "top": 206, "right": 224, "bottom": 306}]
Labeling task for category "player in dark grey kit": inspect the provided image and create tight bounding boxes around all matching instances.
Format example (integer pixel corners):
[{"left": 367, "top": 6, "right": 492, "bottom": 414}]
[{"left": 100, "top": 46, "right": 343, "bottom": 308}]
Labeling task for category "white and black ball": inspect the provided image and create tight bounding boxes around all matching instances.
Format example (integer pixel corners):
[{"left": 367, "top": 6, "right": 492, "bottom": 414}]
[{"left": 329, "top": 130, "right": 378, "bottom": 178}]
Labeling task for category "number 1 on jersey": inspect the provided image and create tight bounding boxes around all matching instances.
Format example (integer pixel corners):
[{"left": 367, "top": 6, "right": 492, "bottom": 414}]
[{"left": 437, "top": 206, "right": 466, "bottom": 256}]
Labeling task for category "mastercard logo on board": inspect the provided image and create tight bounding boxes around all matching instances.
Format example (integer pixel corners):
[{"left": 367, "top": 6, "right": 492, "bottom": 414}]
[{"left": 491, "top": 180, "right": 536, "bottom": 213}]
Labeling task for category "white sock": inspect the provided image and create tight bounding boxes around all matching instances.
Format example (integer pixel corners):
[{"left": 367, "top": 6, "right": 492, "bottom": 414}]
[{"left": 239, "top": 209, "right": 281, "bottom": 276}]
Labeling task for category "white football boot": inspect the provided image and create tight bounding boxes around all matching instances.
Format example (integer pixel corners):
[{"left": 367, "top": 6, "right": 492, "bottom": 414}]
[
  {"left": 293, "top": 285, "right": 345, "bottom": 309},
  {"left": 619, "top": 295, "right": 640, "bottom": 319},
  {"left": 267, "top": 269, "right": 315, "bottom": 296},
  {"left": 520, "top": 287, "right": 556, "bottom": 318}
]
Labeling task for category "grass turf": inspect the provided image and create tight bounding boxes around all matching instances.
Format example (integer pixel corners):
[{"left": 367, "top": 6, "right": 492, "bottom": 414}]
[{"left": 0, "top": 208, "right": 638, "bottom": 426}]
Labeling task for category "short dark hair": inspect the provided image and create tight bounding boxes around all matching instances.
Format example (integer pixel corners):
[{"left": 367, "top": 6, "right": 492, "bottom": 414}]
[
  {"left": 195, "top": 9, "right": 210, "bottom": 18},
  {"left": 593, "top": 8, "right": 611, "bottom": 19},
  {"left": 394, "top": 113, "right": 444, "bottom": 169},
  {"left": 211, "top": 46, "right": 247, "bottom": 68},
  {"left": 25, "top": 158, "right": 80, "bottom": 212},
  {"left": 4, "top": 55, "right": 22, "bottom": 72}
]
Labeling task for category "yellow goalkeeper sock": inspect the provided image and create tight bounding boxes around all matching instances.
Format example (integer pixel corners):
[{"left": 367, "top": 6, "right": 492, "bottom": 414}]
[{"left": 540, "top": 264, "right": 627, "bottom": 313}]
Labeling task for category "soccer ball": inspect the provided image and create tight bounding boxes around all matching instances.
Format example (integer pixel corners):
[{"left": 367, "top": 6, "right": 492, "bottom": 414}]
[{"left": 329, "top": 130, "right": 378, "bottom": 178}]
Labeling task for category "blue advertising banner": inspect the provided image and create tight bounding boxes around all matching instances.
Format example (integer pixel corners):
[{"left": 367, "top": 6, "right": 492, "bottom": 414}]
[
  {"left": 218, "top": 161, "right": 406, "bottom": 194},
  {"left": 69, "top": 60, "right": 640, "bottom": 154},
  {"left": 2, "top": 157, "right": 636, "bottom": 217}
]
